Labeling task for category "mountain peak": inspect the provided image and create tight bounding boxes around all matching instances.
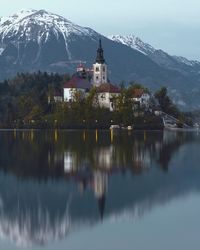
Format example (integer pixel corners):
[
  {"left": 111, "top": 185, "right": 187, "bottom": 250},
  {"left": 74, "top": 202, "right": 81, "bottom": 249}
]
[
  {"left": 0, "top": 9, "right": 70, "bottom": 26},
  {"left": 0, "top": 9, "right": 98, "bottom": 61},
  {"left": 0, "top": 9, "right": 36, "bottom": 25},
  {"left": 0, "top": 9, "right": 96, "bottom": 36}
]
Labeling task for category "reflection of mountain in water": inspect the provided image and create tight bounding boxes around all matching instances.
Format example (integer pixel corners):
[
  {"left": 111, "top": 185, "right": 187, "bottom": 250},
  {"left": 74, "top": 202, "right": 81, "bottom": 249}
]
[{"left": 0, "top": 130, "right": 199, "bottom": 246}]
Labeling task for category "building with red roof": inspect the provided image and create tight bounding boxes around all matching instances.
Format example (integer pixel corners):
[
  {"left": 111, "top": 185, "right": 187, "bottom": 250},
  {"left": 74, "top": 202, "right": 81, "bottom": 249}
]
[
  {"left": 63, "top": 70, "right": 92, "bottom": 102},
  {"left": 96, "top": 83, "right": 121, "bottom": 94},
  {"left": 63, "top": 39, "right": 126, "bottom": 111},
  {"left": 96, "top": 83, "right": 121, "bottom": 111},
  {"left": 62, "top": 39, "right": 122, "bottom": 111},
  {"left": 131, "top": 88, "right": 151, "bottom": 108}
]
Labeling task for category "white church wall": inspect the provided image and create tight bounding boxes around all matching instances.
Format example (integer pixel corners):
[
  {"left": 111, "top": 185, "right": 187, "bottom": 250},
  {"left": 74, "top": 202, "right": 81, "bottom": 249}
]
[
  {"left": 97, "top": 92, "right": 119, "bottom": 111},
  {"left": 63, "top": 88, "right": 86, "bottom": 102},
  {"left": 93, "top": 63, "right": 108, "bottom": 86}
]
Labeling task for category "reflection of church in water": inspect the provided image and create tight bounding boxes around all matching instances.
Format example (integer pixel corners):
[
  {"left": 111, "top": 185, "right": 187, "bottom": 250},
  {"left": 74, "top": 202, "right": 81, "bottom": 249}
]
[
  {"left": 50, "top": 131, "right": 164, "bottom": 218},
  {"left": 47, "top": 129, "right": 181, "bottom": 219},
  {"left": 62, "top": 151, "right": 109, "bottom": 219},
  {"left": 0, "top": 129, "right": 197, "bottom": 247},
  {"left": 93, "top": 170, "right": 108, "bottom": 219}
]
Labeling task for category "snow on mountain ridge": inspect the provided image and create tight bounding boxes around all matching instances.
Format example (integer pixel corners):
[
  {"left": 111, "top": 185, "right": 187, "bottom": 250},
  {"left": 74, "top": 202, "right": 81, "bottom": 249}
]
[
  {"left": 0, "top": 9, "right": 98, "bottom": 60},
  {"left": 0, "top": 9, "right": 92, "bottom": 35},
  {"left": 108, "top": 34, "right": 156, "bottom": 55},
  {"left": 172, "top": 55, "right": 200, "bottom": 67},
  {"left": 0, "top": 9, "right": 36, "bottom": 26},
  {"left": 109, "top": 34, "right": 200, "bottom": 68}
]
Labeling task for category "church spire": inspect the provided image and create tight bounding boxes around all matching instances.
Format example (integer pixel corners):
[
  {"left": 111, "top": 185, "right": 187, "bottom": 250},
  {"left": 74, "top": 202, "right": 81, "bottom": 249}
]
[
  {"left": 96, "top": 38, "right": 105, "bottom": 64},
  {"left": 98, "top": 195, "right": 106, "bottom": 221},
  {"left": 93, "top": 38, "right": 108, "bottom": 85},
  {"left": 99, "top": 38, "right": 102, "bottom": 48}
]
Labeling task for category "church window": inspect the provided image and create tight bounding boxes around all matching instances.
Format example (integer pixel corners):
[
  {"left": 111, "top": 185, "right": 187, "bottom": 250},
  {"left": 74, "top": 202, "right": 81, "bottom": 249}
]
[
  {"left": 101, "top": 94, "right": 105, "bottom": 100},
  {"left": 96, "top": 67, "right": 99, "bottom": 72},
  {"left": 96, "top": 76, "right": 99, "bottom": 80},
  {"left": 103, "top": 66, "right": 105, "bottom": 72}
]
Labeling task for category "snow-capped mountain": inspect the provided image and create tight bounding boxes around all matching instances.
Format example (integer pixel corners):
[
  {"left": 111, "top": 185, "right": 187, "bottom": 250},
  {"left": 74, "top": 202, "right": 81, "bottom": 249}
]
[
  {"left": 0, "top": 9, "right": 98, "bottom": 66},
  {"left": 0, "top": 9, "right": 164, "bottom": 82},
  {"left": 0, "top": 9, "right": 200, "bottom": 109},
  {"left": 108, "top": 34, "right": 156, "bottom": 56},
  {"left": 109, "top": 34, "right": 200, "bottom": 74},
  {"left": 0, "top": 9, "right": 96, "bottom": 40}
]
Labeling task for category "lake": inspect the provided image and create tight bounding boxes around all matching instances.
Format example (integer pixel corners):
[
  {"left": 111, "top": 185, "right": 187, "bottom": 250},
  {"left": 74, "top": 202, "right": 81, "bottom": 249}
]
[{"left": 0, "top": 129, "right": 200, "bottom": 250}]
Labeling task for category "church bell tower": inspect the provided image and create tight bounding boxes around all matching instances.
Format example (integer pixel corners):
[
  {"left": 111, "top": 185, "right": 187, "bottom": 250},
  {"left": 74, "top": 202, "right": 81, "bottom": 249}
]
[{"left": 93, "top": 39, "right": 108, "bottom": 86}]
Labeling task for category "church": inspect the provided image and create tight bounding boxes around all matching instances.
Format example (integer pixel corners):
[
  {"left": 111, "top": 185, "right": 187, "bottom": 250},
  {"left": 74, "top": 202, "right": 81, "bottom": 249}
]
[
  {"left": 93, "top": 39, "right": 108, "bottom": 86},
  {"left": 63, "top": 39, "right": 120, "bottom": 111}
]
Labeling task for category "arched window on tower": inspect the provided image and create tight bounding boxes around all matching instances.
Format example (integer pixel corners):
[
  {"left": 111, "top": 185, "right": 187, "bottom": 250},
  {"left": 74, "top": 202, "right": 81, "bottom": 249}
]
[{"left": 96, "top": 67, "right": 99, "bottom": 72}]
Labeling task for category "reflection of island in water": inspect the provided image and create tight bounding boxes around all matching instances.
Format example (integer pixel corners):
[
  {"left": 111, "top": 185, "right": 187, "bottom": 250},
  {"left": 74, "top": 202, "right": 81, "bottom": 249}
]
[{"left": 0, "top": 130, "right": 199, "bottom": 246}]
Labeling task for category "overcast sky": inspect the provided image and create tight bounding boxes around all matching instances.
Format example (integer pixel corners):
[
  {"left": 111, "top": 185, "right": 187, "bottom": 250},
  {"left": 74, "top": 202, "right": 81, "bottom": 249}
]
[{"left": 0, "top": 0, "right": 200, "bottom": 60}]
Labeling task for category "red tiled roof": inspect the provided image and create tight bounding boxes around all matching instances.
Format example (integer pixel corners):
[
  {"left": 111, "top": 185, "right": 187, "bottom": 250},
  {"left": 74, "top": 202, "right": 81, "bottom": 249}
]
[
  {"left": 64, "top": 76, "right": 92, "bottom": 89},
  {"left": 96, "top": 83, "right": 121, "bottom": 93},
  {"left": 132, "top": 89, "right": 145, "bottom": 98}
]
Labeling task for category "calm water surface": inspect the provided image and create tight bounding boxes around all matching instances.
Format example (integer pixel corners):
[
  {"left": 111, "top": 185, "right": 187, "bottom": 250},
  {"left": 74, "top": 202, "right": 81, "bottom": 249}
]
[{"left": 0, "top": 130, "right": 200, "bottom": 250}]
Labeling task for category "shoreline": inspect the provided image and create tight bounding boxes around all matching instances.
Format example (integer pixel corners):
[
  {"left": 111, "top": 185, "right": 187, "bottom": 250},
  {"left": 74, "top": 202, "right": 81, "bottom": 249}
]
[{"left": 0, "top": 126, "right": 164, "bottom": 131}]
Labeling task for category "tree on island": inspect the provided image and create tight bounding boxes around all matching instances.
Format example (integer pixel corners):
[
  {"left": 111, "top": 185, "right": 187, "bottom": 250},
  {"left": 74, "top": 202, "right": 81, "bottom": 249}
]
[
  {"left": 0, "top": 72, "right": 193, "bottom": 129},
  {"left": 154, "top": 87, "right": 179, "bottom": 117}
]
